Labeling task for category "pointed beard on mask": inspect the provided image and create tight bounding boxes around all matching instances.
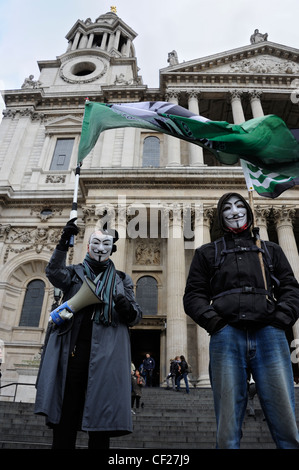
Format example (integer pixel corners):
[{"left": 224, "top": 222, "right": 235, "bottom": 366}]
[{"left": 226, "top": 222, "right": 248, "bottom": 233}]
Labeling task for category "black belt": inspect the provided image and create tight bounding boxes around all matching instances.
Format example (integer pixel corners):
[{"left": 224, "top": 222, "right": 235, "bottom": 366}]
[{"left": 212, "top": 286, "right": 271, "bottom": 300}]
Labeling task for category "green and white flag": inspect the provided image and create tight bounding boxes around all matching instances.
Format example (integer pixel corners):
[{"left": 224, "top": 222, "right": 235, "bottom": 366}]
[
  {"left": 241, "top": 160, "right": 299, "bottom": 198},
  {"left": 78, "top": 100, "right": 299, "bottom": 197}
]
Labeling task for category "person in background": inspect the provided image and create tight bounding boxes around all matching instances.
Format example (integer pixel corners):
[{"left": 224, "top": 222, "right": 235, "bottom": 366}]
[
  {"left": 131, "top": 369, "right": 145, "bottom": 412},
  {"left": 176, "top": 355, "right": 190, "bottom": 393},
  {"left": 143, "top": 353, "right": 155, "bottom": 387},
  {"left": 166, "top": 356, "right": 180, "bottom": 390}
]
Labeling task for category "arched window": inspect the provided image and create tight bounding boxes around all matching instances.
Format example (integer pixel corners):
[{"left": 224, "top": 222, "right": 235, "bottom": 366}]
[
  {"left": 142, "top": 136, "right": 160, "bottom": 167},
  {"left": 136, "top": 276, "right": 158, "bottom": 315},
  {"left": 19, "top": 279, "right": 45, "bottom": 327}
]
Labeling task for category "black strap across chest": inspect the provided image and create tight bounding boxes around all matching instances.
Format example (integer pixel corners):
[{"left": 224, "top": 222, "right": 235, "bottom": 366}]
[{"left": 211, "top": 237, "right": 280, "bottom": 300}]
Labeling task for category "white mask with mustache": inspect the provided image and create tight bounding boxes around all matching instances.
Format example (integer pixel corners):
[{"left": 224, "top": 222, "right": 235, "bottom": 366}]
[
  {"left": 88, "top": 232, "right": 114, "bottom": 262},
  {"left": 222, "top": 196, "right": 247, "bottom": 230}
]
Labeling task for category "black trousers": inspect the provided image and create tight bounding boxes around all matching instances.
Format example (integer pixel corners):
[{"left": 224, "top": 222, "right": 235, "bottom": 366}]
[
  {"left": 52, "top": 340, "right": 110, "bottom": 450},
  {"left": 131, "top": 395, "right": 141, "bottom": 409}
]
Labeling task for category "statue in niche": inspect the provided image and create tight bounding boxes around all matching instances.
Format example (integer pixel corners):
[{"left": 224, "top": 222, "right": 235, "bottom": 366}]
[
  {"left": 168, "top": 50, "right": 179, "bottom": 66},
  {"left": 250, "top": 29, "right": 268, "bottom": 44}
]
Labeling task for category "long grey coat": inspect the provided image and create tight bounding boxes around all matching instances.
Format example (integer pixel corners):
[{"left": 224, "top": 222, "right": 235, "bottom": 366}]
[{"left": 35, "top": 249, "right": 142, "bottom": 435}]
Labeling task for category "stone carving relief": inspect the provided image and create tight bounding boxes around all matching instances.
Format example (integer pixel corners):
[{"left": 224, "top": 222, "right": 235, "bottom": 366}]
[
  {"left": 3, "top": 223, "right": 82, "bottom": 263},
  {"left": 135, "top": 239, "right": 161, "bottom": 265},
  {"left": 114, "top": 73, "right": 137, "bottom": 86},
  {"left": 229, "top": 56, "right": 299, "bottom": 74},
  {"left": 46, "top": 175, "right": 66, "bottom": 184},
  {"left": 2, "top": 108, "right": 44, "bottom": 121},
  {"left": 30, "top": 207, "right": 62, "bottom": 221},
  {"left": 200, "top": 55, "right": 299, "bottom": 75},
  {"left": 0, "top": 224, "right": 11, "bottom": 241},
  {"left": 4, "top": 227, "right": 60, "bottom": 261}
]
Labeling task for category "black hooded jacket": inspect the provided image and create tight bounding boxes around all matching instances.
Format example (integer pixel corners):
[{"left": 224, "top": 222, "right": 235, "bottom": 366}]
[{"left": 183, "top": 193, "right": 299, "bottom": 334}]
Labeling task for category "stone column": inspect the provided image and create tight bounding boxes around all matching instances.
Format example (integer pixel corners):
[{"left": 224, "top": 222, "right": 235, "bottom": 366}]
[
  {"left": 166, "top": 205, "right": 187, "bottom": 365},
  {"left": 187, "top": 90, "right": 204, "bottom": 166},
  {"left": 165, "top": 90, "right": 181, "bottom": 166},
  {"left": 125, "top": 38, "right": 132, "bottom": 57},
  {"left": 71, "top": 32, "right": 81, "bottom": 51},
  {"left": 79, "top": 35, "right": 88, "bottom": 49},
  {"left": 107, "top": 33, "right": 114, "bottom": 51},
  {"left": 249, "top": 91, "right": 264, "bottom": 118},
  {"left": 101, "top": 32, "right": 108, "bottom": 50},
  {"left": 87, "top": 33, "right": 94, "bottom": 48},
  {"left": 273, "top": 206, "right": 299, "bottom": 277},
  {"left": 114, "top": 203, "right": 127, "bottom": 272},
  {"left": 100, "top": 130, "right": 115, "bottom": 167},
  {"left": 81, "top": 205, "right": 99, "bottom": 259},
  {"left": 230, "top": 90, "right": 245, "bottom": 124},
  {"left": 272, "top": 206, "right": 299, "bottom": 340},
  {"left": 114, "top": 30, "right": 121, "bottom": 50},
  {"left": 94, "top": 199, "right": 127, "bottom": 272},
  {"left": 1, "top": 110, "right": 34, "bottom": 184},
  {"left": 193, "top": 206, "right": 214, "bottom": 387},
  {"left": 121, "top": 128, "right": 136, "bottom": 166},
  {"left": 254, "top": 206, "right": 270, "bottom": 241}
]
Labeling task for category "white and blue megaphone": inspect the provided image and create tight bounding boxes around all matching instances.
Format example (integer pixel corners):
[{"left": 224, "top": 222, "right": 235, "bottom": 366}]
[{"left": 49, "top": 276, "right": 102, "bottom": 325}]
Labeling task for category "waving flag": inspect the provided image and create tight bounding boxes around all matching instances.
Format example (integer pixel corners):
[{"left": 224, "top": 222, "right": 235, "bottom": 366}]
[
  {"left": 241, "top": 160, "right": 299, "bottom": 198},
  {"left": 78, "top": 100, "right": 299, "bottom": 195}
]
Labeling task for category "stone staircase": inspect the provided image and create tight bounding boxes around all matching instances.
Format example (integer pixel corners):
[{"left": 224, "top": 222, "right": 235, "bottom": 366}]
[{"left": 0, "top": 386, "right": 298, "bottom": 449}]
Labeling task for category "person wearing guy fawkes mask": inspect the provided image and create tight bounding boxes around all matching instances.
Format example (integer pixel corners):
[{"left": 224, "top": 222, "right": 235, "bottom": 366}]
[
  {"left": 184, "top": 192, "right": 299, "bottom": 449},
  {"left": 35, "top": 219, "right": 142, "bottom": 449}
]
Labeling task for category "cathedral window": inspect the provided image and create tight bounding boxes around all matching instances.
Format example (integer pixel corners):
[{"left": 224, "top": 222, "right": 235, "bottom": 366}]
[
  {"left": 136, "top": 276, "right": 158, "bottom": 315},
  {"left": 19, "top": 280, "right": 45, "bottom": 327},
  {"left": 142, "top": 136, "right": 160, "bottom": 167},
  {"left": 50, "top": 138, "right": 74, "bottom": 170}
]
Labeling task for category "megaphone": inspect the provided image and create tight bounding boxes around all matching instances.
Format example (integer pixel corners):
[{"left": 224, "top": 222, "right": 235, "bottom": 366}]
[{"left": 49, "top": 276, "right": 102, "bottom": 325}]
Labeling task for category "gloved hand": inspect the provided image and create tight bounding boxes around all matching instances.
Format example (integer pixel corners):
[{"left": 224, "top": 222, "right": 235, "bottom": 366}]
[
  {"left": 114, "top": 294, "right": 136, "bottom": 324},
  {"left": 49, "top": 301, "right": 74, "bottom": 325},
  {"left": 206, "top": 315, "right": 227, "bottom": 335},
  {"left": 56, "top": 218, "right": 79, "bottom": 251}
]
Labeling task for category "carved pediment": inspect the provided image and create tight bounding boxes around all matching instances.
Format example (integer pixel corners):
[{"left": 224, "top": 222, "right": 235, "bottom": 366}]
[
  {"left": 161, "top": 41, "right": 299, "bottom": 77},
  {"left": 205, "top": 55, "right": 299, "bottom": 75},
  {"left": 45, "top": 115, "right": 83, "bottom": 134}
]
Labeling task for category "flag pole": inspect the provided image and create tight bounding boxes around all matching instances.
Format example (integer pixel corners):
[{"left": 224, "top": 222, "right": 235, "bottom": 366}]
[
  {"left": 245, "top": 168, "right": 268, "bottom": 296},
  {"left": 68, "top": 97, "right": 89, "bottom": 247},
  {"left": 241, "top": 160, "right": 268, "bottom": 292},
  {"left": 68, "top": 163, "right": 81, "bottom": 247}
]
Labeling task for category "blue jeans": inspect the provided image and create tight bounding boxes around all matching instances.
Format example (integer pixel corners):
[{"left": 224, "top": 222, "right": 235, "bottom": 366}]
[
  {"left": 176, "top": 372, "right": 189, "bottom": 393},
  {"left": 209, "top": 325, "right": 299, "bottom": 449}
]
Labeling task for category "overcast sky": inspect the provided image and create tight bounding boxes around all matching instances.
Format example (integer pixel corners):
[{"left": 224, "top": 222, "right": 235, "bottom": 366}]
[{"left": 1, "top": 0, "right": 298, "bottom": 114}]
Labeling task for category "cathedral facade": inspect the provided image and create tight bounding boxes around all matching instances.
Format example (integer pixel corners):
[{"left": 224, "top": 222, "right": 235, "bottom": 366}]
[{"left": 1, "top": 10, "right": 299, "bottom": 396}]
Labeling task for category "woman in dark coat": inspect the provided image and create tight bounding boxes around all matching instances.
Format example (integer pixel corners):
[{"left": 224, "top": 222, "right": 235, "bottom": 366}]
[{"left": 35, "top": 221, "right": 142, "bottom": 449}]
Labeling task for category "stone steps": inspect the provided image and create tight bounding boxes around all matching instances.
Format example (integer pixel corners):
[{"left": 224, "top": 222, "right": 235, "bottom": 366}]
[{"left": 0, "top": 386, "right": 297, "bottom": 449}]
